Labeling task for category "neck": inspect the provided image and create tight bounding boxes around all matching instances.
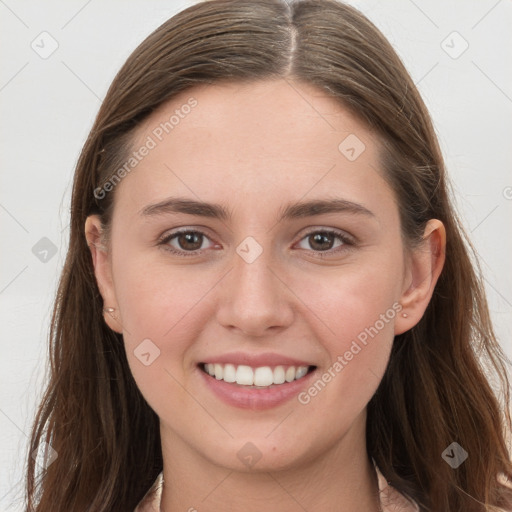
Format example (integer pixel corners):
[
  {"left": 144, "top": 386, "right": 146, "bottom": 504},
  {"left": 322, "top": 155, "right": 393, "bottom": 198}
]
[{"left": 158, "top": 415, "right": 381, "bottom": 512}]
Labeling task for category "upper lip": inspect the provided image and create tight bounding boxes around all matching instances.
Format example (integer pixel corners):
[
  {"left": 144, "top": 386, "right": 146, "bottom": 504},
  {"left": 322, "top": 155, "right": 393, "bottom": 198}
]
[{"left": 199, "top": 351, "right": 315, "bottom": 368}]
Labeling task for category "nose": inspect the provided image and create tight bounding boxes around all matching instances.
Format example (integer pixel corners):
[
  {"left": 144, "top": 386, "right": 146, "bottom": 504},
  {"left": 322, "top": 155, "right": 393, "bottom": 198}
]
[{"left": 215, "top": 242, "right": 294, "bottom": 338}]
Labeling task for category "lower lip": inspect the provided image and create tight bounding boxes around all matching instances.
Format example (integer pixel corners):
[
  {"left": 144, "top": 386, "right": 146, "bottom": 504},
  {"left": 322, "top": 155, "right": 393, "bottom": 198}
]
[{"left": 198, "top": 366, "right": 317, "bottom": 410}]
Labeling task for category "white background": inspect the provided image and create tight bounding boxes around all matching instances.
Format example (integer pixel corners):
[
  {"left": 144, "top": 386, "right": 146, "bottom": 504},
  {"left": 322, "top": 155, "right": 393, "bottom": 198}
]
[{"left": 1, "top": 0, "right": 511, "bottom": 509}]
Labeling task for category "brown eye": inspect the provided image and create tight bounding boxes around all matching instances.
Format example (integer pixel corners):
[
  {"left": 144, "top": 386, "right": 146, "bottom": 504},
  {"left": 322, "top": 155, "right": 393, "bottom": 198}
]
[
  {"left": 295, "top": 228, "right": 354, "bottom": 257},
  {"left": 160, "top": 229, "right": 215, "bottom": 256},
  {"left": 174, "top": 231, "right": 204, "bottom": 251},
  {"left": 308, "top": 232, "right": 337, "bottom": 251}
]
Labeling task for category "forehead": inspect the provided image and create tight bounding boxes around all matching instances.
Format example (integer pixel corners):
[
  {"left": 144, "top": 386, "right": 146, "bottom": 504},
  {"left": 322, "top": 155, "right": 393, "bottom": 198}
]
[
  {"left": 136, "top": 79, "right": 373, "bottom": 162},
  {"left": 113, "top": 79, "right": 396, "bottom": 223}
]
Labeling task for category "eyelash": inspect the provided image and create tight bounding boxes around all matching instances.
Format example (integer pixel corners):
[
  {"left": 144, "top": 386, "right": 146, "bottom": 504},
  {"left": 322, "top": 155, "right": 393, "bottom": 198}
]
[{"left": 157, "top": 227, "right": 355, "bottom": 259}]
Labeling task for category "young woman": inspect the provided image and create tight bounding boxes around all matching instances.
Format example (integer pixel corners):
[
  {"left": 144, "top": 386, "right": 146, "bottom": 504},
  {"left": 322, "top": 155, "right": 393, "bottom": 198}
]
[{"left": 26, "top": 0, "right": 512, "bottom": 510}]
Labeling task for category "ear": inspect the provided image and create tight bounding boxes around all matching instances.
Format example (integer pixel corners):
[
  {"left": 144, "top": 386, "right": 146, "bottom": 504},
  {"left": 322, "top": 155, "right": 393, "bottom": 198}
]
[
  {"left": 394, "top": 219, "right": 446, "bottom": 335},
  {"left": 85, "top": 215, "right": 123, "bottom": 334}
]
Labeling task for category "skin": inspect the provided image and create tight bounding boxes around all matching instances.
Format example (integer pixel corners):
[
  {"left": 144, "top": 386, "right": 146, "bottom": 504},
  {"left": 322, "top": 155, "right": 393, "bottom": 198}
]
[{"left": 85, "top": 79, "right": 445, "bottom": 511}]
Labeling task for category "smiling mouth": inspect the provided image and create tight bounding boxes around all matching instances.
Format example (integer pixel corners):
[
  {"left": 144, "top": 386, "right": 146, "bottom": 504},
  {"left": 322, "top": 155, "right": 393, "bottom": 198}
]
[{"left": 199, "top": 363, "right": 316, "bottom": 388}]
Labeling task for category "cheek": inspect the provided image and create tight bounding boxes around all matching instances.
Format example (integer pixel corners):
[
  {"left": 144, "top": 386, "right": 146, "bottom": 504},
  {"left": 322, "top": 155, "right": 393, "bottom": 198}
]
[
  {"left": 112, "top": 248, "right": 211, "bottom": 343},
  {"left": 292, "top": 255, "right": 401, "bottom": 413},
  {"left": 110, "top": 251, "right": 214, "bottom": 404},
  {"left": 300, "top": 250, "right": 403, "bottom": 342}
]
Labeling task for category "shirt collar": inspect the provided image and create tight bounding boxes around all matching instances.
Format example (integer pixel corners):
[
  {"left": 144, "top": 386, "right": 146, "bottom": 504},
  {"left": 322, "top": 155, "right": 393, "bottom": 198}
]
[{"left": 135, "top": 459, "right": 419, "bottom": 511}]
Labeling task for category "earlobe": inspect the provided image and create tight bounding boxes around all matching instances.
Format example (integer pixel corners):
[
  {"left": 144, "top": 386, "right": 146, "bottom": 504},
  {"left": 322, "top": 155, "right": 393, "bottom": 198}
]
[
  {"left": 85, "top": 215, "right": 123, "bottom": 334},
  {"left": 395, "top": 219, "right": 446, "bottom": 335}
]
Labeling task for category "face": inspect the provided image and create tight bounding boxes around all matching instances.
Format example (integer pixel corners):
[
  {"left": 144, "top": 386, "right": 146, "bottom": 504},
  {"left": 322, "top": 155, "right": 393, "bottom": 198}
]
[{"left": 86, "top": 79, "right": 444, "bottom": 473}]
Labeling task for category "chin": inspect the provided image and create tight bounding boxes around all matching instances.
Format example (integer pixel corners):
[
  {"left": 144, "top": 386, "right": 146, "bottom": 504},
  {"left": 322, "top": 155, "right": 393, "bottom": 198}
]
[{"left": 193, "top": 431, "right": 328, "bottom": 474}]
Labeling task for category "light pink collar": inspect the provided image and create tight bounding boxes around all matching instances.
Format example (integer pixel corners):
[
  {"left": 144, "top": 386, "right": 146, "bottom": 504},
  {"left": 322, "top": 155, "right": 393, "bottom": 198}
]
[{"left": 135, "top": 460, "right": 419, "bottom": 511}]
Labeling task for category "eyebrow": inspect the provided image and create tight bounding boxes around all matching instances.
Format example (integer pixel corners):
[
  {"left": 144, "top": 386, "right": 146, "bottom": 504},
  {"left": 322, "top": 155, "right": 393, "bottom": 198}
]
[{"left": 140, "top": 197, "right": 375, "bottom": 222}]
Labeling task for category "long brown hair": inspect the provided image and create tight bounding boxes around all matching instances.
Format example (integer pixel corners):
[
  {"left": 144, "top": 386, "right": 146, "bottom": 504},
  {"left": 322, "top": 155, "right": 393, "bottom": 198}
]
[{"left": 25, "top": 0, "right": 512, "bottom": 510}]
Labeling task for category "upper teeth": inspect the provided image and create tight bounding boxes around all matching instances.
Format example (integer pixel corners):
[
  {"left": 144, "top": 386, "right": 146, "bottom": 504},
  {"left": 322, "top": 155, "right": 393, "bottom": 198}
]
[{"left": 203, "top": 363, "right": 310, "bottom": 387}]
